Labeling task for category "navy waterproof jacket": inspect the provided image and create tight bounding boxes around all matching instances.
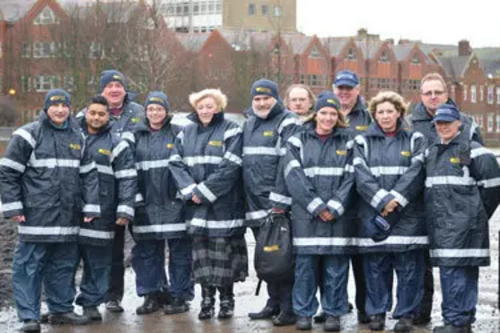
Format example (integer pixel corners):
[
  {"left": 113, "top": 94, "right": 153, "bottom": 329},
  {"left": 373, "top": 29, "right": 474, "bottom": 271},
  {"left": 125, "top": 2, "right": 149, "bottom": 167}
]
[
  {"left": 125, "top": 118, "right": 186, "bottom": 240},
  {"left": 353, "top": 120, "right": 428, "bottom": 252},
  {"left": 242, "top": 103, "right": 302, "bottom": 227},
  {"left": 78, "top": 119, "right": 136, "bottom": 245},
  {"left": 346, "top": 96, "right": 373, "bottom": 135},
  {"left": 0, "top": 112, "right": 100, "bottom": 242},
  {"left": 170, "top": 112, "right": 245, "bottom": 237},
  {"left": 408, "top": 99, "right": 483, "bottom": 146},
  {"left": 77, "top": 94, "right": 144, "bottom": 137},
  {"left": 284, "top": 123, "right": 357, "bottom": 255},
  {"left": 424, "top": 133, "right": 500, "bottom": 267}
]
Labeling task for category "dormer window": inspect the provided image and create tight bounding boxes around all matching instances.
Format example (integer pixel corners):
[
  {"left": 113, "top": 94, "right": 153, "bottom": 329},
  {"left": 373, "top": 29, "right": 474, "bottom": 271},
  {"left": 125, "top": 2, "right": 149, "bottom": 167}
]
[
  {"left": 34, "top": 6, "right": 59, "bottom": 25},
  {"left": 346, "top": 47, "right": 356, "bottom": 60},
  {"left": 379, "top": 51, "right": 389, "bottom": 63},
  {"left": 411, "top": 53, "right": 421, "bottom": 64}
]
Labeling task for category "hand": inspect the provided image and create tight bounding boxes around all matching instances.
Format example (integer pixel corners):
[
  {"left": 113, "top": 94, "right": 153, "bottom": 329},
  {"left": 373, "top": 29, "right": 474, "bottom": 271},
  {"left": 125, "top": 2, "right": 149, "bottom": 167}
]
[
  {"left": 382, "top": 199, "right": 399, "bottom": 216},
  {"left": 192, "top": 194, "right": 202, "bottom": 204},
  {"left": 84, "top": 216, "right": 96, "bottom": 223},
  {"left": 319, "top": 209, "right": 334, "bottom": 222},
  {"left": 115, "top": 217, "right": 129, "bottom": 226},
  {"left": 11, "top": 215, "right": 26, "bottom": 223}
]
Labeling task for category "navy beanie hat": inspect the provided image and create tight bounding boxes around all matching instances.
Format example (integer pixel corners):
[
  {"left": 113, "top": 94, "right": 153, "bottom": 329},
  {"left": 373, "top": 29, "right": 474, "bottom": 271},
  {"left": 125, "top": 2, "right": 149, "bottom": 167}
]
[
  {"left": 100, "top": 70, "right": 126, "bottom": 92},
  {"left": 144, "top": 91, "right": 169, "bottom": 111},
  {"left": 251, "top": 79, "right": 280, "bottom": 101},
  {"left": 315, "top": 92, "right": 340, "bottom": 112},
  {"left": 44, "top": 89, "right": 71, "bottom": 111}
]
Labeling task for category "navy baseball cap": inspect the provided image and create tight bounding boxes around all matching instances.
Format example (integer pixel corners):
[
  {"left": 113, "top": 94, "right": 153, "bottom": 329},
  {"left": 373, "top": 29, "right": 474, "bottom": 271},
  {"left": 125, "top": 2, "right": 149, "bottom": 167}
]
[
  {"left": 433, "top": 104, "right": 460, "bottom": 123},
  {"left": 334, "top": 70, "right": 359, "bottom": 88}
]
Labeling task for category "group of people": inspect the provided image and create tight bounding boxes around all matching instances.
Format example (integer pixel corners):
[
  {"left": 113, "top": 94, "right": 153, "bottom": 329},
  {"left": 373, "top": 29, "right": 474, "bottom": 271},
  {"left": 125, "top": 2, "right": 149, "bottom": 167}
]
[{"left": 0, "top": 69, "right": 499, "bottom": 333}]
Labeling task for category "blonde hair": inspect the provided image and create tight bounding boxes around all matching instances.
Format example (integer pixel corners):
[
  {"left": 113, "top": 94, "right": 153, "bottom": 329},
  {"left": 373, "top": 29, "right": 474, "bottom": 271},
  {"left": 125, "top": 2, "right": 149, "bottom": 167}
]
[
  {"left": 420, "top": 72, "right": 448, "bottom": 91},
  {"left": 368, "top": 91, "right": 408, "bottom": 118},
  {"left": 189, "top": 88, "right": 228, "bottom": 110}
]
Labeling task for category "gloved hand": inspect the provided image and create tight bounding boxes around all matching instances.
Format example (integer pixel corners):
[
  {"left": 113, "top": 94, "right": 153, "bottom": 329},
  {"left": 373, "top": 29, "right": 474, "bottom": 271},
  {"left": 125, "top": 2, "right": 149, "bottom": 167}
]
[{"left": 364, "top": 210, "right": 401, "bottom": 242}]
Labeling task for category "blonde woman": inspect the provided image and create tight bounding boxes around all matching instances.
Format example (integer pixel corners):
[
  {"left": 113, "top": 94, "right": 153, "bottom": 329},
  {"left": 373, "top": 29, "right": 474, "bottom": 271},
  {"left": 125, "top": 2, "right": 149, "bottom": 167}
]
[{"left": 170, "top": 89, "right": 248, "bottom": 320}]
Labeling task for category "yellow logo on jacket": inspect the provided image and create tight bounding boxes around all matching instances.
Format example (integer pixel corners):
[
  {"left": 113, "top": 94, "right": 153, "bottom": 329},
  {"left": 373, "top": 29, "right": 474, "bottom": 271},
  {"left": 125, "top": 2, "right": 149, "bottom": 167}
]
[
  {"left": 263, "top": 131, "right": 274, "bottom": 137},
  {"left": 336, "top": 150, "right": 347, "bottom": 156},
  {"left": 209, "top": 141, "right": 222, "bottom": 147},
  {"left": 450, "top": 157, "right": 461, "bottom": 164},
  {"left": 166, "top": 143, "right": 174, "bottom": 149},
  {"left": 131, "top": 117, "right": 139, "bottom": 123},
  {"left": 98, "top": 148, "right": 111, "bottom": 155},
  {"left": 355, "top": 125, "right": 368, "bottom": 131},
  {"left": 263, "top": 245, "right": 280, "bottom": 252},
  {"left": 69, "top": 143, "right": 81, "bottom": 150},
  {"left": 401, "top": 151, "right": 411, "bottom": 157}
]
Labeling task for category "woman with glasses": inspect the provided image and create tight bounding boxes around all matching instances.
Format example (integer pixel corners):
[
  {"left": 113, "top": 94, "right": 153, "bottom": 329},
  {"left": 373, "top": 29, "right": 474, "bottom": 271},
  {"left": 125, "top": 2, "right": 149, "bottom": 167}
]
[{"left": 127, "top": 92, "right": 194, "bottom": 316}]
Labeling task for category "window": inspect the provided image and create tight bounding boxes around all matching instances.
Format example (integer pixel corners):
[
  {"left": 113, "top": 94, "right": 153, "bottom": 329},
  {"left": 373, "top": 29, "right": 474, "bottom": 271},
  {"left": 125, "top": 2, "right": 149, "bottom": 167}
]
[
  {"left": 34, "top": 6, "right": 59, "bottom": 25},
  {"left": 377, "top": 78, "right": 390, "bottom": 89},
  {"left": 479, "top": 85, "right": 484, "bottom": 102},
  {"left": 33, "top": 42, "right": 56, "bottom": 58},
  {"left": 193, "top": 3, "right": 199, "bottom": 15},
  {"left": 274, "top": 5, "right": 282, "bottom": 17},
  {"left": 346, "top": 47, "right": 356, "bottom": 60},
  {"left": 22, "top": 43, "right": 31, "bottom": 58},
  {"left": 487, "top": 113, "right": 494, "bottom": 133},
  {"left": 488, "top": 86, "right": 494, "bottom": 104},
  {"left": 248, "top": 3, "right": 255, "bottom": 15},
  {"left": 20, "top": 76, "right": 31, "bottom": 92},
  {"left": 0, "top": 42, "right": 2, "bottom": 58},
  {"left": 379, "top": 51, "right": 390, "bottom": 63},
  {"left": 471, "top": 85, "right": 476, "bottom": 103},
  {"left": 475, "top": 115, "right": 483, "bottom": 129},
  {"left": 409, "top": 79, "right": 419, "bottom": 90},
  {"left": 496, "top": 114, "right": 500, "bottom": 132},
  {"left": 309, "top": 46, "right": 321, "bottom": 58},
  {"left": 63, "top": 75, "right": 74, "bottom": 91},
  {"left": 261, "top": 5, "right": 269, "bottom": 15},
  {"left": 463, "top": 85, "right": 467, "bottom": 101},
  {"left": 89, "top": 42, "right": 103, "bottom": 59},
  {"left": 497, "top": 87, "right": 500, "bottom": 104},
  {"left": 411, "top": 53, "right": 421, "bottom": 64},
  {"left": 33, "top": 75, "right": 59, "bottom": 92}
]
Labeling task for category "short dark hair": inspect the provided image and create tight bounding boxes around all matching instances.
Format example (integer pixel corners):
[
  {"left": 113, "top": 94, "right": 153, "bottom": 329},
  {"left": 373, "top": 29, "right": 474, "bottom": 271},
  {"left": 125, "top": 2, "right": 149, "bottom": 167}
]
[{"left": 89, "top": 95, "right": 109, "bottom": 110}]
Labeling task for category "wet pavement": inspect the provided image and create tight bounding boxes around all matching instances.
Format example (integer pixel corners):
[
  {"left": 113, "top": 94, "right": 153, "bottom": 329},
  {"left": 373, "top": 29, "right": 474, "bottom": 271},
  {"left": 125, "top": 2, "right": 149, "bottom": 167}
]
[{"left": 1, "top": 213, "right": 500, "bottom": 332}]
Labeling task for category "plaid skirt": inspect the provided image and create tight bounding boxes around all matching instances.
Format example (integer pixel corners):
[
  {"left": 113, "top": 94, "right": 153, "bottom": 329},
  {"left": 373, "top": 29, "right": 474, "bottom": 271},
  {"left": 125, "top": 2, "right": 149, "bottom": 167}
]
[{"left": 192, "top": 235, "right": 248, "bottom": 286}]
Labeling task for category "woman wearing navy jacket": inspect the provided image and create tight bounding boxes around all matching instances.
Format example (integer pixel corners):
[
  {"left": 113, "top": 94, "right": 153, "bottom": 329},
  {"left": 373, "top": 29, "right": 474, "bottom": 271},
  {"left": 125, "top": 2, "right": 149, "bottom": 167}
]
[
  {"left": 169, "top": 89, "right": 248, "bottom": 321},
  {"left": 283, "top": 92, "right": 355, "bottom": 332},
  {"left": 353, "top": 91, "right": 427, "bottom": 332}
]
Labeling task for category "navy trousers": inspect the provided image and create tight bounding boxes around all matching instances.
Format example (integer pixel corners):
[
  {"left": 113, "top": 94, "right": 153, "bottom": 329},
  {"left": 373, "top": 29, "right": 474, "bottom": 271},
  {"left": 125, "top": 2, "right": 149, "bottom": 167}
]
[
  {"left": 13, "top": 241, "right": 79, "bottom": 321},
  {"left": 363, "top": 250, "right": 425, "bottom": 318},
  {"left": 131, "top": 238, "right": 194, "bottom": 301},
  {"left": 293, "top": 254, "right": 349, "bottom": 317},
  {"left": 440, "top": 266, "right": 478, "bottom": 327},
  {"left": 75, "top": 243, "right": 113, "bottom": 307}
]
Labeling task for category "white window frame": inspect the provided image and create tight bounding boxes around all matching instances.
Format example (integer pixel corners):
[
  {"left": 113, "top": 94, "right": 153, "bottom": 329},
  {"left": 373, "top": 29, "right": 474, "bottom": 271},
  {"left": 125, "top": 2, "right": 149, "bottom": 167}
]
[
  {"left": 470, "top": 85, "right": 476, "bottom": 103},
  {"left": 479, "top": 85, "right": 484, "bottom": 102},
  {"left": 33, "top": 75, "right": 59, "bottom": 92},
  {"left": 487, "top": 113, "right": 494, "bottom": 133},
  {"left": 488, "top": 86, "right": 494, "bottom": 104},
  {"left": 463, "top": 85, "right": 468, "bottom": 101},
  {"left": 63, "top": 75, "right": 74, "bottom": 92},
  {"left": 33, "top": 6, "right": 59, "bottom": 25},
  {"left": 497, "top": 87, "right": 500, "bottom": 105},
  {"left": 496, "top": 114, "right": 500, "bottom": 132},
  {"left": 33, "top": 42, "right": 56, "bottom": 58}
]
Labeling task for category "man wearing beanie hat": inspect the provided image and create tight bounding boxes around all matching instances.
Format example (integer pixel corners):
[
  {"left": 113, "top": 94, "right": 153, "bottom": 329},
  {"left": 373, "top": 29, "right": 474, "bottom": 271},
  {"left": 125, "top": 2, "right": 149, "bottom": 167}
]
[
  {"left": 77, "top": 69, "right": 144, "bottom": 312},
  {"left": 407, "top": 73, "right": 484, "bottom": 326},
  {"left": 243, "top": 78, "right": 302, "bottom": 326},
  {"left": 73, "top": 95, "right": 136, "bottom": 321},
  {"left": 0, "top": 89, "right": 100, "bottom": 331}
]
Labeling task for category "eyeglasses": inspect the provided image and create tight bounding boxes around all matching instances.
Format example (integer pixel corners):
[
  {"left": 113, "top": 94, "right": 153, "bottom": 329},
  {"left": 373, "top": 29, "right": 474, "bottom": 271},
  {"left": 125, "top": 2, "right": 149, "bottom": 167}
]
[
  {"left": 146, "top": 107, "right": 165, "bottom": 113},
  {"left": 421, "top": 90, "right": 445, "bottom": 97}
]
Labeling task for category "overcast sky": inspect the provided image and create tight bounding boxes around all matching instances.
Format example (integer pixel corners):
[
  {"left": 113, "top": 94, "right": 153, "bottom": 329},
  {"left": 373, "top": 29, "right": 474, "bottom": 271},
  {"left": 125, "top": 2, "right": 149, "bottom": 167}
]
[{"left": 297, "top": 0, "right": 500, "bottom": 47}]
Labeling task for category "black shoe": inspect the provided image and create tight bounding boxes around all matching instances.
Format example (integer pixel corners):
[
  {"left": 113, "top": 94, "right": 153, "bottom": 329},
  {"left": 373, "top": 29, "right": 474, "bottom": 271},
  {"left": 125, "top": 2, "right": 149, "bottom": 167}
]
[
  {"left": 368, "top": 313, "right": 386, "bottom": 331},
  {"left": 324, "top": 315, "right": 341, "bottom": 332},
  {"left": 105, "top": 300, "right": 124, "bottom": 313},
  {"left": 273, "top": 311, "right": 297, "bottom": 326},
  {"left": 414, "top": 314, "right": 432, "bottom": 325},
  {"left": 358, "top": 310, "right": 370, "bottom": 324},
  {"left": 296, "top": 316, "right": 312, "bottom": 330},
  {"left": 394, "top": 317, "right": 413, "bottom": 332},
  {"left": 198, "top": 306, "right": 214, "bottom": 320},
  {"left": 348, "top": 302, "right": 354, "bottom": 312},
  {"left": 83, "top": 306, "right": 102, "bottom": 321},
  {"left": 48, "top": 312, "right": 91, "bottom": 325},
  {"left": 433, "top": 324, "right": 472, "bottom": 333},
  {"left": 218, "top": 299, "right": 234, "bottom": 319},
  {"left": 248, "top": 306, "right": 280, "bottom": 320},
  {"left": 20, "top": 320, "right": 40, "bottom": 332},
  {"left": 40, "top": 313, "right": 49, "bottom": 324},
  {"left": 136, "top": 294, "right": 161, "bottom": 315},
  {"left": 313, "top": 311, "right": 325, "bottom": 323},
  {"left": 164, "top": 298, "right": 190, "bottom": 315}
]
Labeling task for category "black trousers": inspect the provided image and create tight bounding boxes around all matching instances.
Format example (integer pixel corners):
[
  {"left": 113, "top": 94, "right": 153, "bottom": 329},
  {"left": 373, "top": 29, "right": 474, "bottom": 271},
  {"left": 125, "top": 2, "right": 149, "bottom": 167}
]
[
  {"left": 105, "top": 225, "right": 125, "bottom": 302},
  {"left": 351, "top": 254, "right": 367, "bottom": 313},
  {"left": 419, "top": 250, "right": 434, "bottom": 318}
]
